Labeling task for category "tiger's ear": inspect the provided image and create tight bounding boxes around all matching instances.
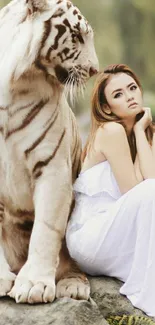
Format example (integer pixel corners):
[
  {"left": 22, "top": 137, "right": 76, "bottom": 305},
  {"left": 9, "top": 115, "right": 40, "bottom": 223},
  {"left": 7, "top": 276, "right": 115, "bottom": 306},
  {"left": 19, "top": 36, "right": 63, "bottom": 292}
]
[{"left": 26, "top": 0, "right": 48, "bottom": 14}]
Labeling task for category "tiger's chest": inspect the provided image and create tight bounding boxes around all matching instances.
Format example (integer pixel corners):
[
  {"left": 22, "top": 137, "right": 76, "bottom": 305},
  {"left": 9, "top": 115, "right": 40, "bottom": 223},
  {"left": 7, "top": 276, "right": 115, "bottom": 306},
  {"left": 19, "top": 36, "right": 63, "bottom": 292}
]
[
  {"left": 0, "top": 96, "right": 71, "bottom": 210},
  {"left": 0, "top": 134, "right": 33, "bottom": 210}
]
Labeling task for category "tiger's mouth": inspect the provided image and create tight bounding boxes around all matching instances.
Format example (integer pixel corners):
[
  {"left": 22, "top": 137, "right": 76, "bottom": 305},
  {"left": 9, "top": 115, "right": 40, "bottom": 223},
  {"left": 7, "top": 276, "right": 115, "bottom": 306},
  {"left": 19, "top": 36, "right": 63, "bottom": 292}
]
[
  {"left": 55, "top": 64, "right": 87, "bottom": 103},
  {"left": 55, "top": 65, "right": 69, "bottom": 84},
  {"left": 55, "top": 64, "right": 87, "bottom": 86}
]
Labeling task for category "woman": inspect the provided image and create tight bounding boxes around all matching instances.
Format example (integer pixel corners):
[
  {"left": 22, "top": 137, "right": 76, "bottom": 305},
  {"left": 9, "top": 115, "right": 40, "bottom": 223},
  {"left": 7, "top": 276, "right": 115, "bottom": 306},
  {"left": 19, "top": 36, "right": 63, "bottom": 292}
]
[{"left": 66, "top": 64, "right": 155, "bottom": 316}]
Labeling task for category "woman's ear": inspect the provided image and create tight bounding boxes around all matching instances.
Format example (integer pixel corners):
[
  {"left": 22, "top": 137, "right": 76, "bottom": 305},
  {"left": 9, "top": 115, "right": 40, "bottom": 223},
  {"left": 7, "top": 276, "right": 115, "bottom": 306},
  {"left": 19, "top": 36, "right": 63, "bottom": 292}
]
[{"left": 103, "top": 104, "right": 111, "bottom": 115}]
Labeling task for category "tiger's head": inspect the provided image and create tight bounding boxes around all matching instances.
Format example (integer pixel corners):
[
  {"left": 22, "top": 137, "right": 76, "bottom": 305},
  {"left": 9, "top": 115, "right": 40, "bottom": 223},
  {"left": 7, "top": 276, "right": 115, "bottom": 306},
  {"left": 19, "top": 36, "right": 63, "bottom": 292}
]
[{"left": 0, "top": 0, "right": 99, "bottom": 101}]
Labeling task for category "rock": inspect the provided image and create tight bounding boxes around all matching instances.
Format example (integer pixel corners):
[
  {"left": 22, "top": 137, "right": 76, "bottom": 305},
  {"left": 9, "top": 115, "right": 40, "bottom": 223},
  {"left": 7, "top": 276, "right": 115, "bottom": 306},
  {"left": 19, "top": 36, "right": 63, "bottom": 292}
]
[
  {"left": 89, "top": 276, "right": 145, "bottom": 319},
  {"left": 0, "top": 296, "right": 108, "bottom": 325},
  {"left": 0, "top": 276, "right": 154, "bottom": 324}
]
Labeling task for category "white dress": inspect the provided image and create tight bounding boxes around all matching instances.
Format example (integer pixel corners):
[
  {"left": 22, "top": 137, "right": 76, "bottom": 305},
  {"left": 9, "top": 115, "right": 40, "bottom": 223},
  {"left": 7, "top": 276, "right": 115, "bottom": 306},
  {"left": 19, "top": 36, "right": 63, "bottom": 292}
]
[{"left": 66, "top": 160, "right": 155, "bottom": 317}]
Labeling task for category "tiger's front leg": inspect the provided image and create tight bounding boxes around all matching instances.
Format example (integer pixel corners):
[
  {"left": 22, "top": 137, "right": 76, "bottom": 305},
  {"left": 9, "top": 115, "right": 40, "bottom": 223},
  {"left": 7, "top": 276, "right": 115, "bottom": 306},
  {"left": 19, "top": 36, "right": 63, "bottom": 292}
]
[{"left": 8, "top": 167, "right": 72, "bottom": 304}]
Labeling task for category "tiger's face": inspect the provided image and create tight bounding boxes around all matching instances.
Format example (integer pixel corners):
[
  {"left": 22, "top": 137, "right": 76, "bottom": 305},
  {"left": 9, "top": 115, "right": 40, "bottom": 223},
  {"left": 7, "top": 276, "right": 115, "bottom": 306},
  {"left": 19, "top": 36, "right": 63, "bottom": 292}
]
[
  {"left": 27, "top": 0, "right": 99, "bottom": 89},
  {"left": 0, "top": 0, "right": 98, "bottom": 102}
]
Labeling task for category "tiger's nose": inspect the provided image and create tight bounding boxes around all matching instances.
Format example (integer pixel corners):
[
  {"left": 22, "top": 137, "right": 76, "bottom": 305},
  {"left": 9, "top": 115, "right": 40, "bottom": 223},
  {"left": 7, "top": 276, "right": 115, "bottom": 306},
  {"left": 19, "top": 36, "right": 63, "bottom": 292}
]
[{"left": 89, "top": 66, "right": 98, "bottom": 77}]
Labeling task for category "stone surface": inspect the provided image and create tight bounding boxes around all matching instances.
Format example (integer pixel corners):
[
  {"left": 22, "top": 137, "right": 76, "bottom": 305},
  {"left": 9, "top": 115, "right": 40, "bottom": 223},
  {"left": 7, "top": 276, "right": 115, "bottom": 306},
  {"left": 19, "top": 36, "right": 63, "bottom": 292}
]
[
  {"left": 0, "top": 295, "right": 108, "bottom": 325},
  {"left": 89, "top": 276, "right": 144, "bottom": 319},
  {"left": 0, "top": 276, "right": 153, "bottom": 325}
]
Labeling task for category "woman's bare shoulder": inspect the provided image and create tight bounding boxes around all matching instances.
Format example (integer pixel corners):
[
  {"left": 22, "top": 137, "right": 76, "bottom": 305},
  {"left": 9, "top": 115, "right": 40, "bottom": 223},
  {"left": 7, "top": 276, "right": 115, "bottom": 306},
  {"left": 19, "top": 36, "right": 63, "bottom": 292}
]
[
  {"left": 94, "top": 122, "right": 127, "bottom": 154},
  {"left": 95, "top": 122, "right": 140, "bottom": 194},
  {"left": 96, "top": 122, "right": 126, "bottom": 140}
]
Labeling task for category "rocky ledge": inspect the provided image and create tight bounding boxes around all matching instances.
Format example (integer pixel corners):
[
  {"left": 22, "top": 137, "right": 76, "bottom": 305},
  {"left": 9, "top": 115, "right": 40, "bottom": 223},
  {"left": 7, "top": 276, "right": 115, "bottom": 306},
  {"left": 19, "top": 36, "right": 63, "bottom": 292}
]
[{"left": 0, "top": 276, "right": 154, "bottom": 325}]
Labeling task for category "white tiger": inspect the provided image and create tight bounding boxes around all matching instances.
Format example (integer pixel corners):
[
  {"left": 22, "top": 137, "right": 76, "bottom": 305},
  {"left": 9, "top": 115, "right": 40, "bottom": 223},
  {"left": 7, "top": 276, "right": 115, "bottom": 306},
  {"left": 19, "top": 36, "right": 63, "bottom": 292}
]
[{"left": 0, "top": 0, "right": 99, "bottom": 304}]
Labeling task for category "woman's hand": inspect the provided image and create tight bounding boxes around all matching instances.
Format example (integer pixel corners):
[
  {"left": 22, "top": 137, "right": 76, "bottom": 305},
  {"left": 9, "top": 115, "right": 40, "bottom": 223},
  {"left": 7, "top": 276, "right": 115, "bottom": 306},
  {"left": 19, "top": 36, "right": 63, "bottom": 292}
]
[{"left": 134, "top": 107, "right": 152, "bottom": 132}]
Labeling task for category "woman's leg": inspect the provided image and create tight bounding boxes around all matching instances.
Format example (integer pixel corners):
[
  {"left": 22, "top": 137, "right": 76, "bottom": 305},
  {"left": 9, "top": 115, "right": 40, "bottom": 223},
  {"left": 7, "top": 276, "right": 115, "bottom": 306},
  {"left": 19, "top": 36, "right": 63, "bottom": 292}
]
[{"left": 66, "top": 179, "right": 155, "bottom": 316}]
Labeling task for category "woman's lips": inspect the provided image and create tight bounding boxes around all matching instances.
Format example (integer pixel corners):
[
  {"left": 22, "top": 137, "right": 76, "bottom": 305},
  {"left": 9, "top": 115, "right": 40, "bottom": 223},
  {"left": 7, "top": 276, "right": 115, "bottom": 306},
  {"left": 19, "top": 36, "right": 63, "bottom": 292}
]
[{"left": 129, "top": 102, "right": 138, "bottom": 108}]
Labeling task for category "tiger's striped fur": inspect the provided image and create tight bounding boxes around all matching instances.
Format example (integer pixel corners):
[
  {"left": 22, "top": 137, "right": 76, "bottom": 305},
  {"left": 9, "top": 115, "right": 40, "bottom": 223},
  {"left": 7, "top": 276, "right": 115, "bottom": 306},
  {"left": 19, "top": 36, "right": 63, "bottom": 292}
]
[
  {"left": 0, "top": 0, "right": 98, "bottom": 303},
  {"left": 107, "top": 315, "right": 155, "bottom": 324}
]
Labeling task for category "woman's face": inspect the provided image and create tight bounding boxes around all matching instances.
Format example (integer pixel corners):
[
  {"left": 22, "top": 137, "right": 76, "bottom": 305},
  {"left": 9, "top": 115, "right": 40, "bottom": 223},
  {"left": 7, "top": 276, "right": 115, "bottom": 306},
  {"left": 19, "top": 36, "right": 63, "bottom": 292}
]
[{"left": 104, "top": 73, "right": 143, "bottom": 120}]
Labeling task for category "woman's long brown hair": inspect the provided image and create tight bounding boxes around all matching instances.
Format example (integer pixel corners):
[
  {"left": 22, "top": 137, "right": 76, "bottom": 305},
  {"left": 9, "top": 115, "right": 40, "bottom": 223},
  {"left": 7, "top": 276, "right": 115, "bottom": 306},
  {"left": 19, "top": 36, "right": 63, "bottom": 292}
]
[{"left": 82, "top": 64, "right": 155, "bottom": 163}]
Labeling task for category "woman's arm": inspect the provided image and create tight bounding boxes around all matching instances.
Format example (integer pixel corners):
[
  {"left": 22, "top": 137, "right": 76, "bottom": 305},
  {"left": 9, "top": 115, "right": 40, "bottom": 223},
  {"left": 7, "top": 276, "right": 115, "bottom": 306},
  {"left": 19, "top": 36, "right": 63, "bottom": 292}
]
[
  {"left": 134, "top": 107, "right": 155, "bottom": 179},
  {"left": 134, "top": 155, "right": 143, "bottom": 182},
  {"left": 150, "top": 132, "right": 155, "bottom": 166},
  {"left": 134, "top": 128, "right": 155, "bottom": 179},
  {"left": 95, "top": 122, "right": 142, "bottom": 194}
]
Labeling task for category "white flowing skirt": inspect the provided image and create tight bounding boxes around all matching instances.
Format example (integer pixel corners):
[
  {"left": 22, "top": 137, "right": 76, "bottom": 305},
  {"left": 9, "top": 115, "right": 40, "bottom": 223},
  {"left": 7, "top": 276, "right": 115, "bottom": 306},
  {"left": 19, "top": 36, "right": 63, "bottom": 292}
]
[{"left": 66, "top": 179, "right": 155, "bottom": 317}]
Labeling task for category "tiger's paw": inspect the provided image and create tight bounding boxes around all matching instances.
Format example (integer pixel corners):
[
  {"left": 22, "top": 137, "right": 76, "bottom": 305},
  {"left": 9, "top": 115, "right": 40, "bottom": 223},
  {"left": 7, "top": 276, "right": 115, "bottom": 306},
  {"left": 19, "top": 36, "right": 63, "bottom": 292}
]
[
  {"left": 56, "top": 277, "right": 90, "bottom": 300},
  {"left": 0, "top": 272, "right": 16, "bottom": 297},
  {"left": 8, "top": 278, "right": 56, "bottom": 304}
]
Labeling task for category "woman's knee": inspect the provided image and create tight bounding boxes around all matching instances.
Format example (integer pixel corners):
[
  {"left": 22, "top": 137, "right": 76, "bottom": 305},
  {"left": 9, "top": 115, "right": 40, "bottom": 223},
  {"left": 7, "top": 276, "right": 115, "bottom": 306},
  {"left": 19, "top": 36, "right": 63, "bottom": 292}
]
[{"left": 133, "top": 179, "right": 155, "bottom": 201}]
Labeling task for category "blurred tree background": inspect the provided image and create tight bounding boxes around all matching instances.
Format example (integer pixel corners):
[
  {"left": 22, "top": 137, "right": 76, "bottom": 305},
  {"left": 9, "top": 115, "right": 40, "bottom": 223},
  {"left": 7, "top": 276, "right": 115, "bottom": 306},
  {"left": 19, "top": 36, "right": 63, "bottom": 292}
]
[{"left": 1, "top": 0, "right": 155, "bottom": 141}]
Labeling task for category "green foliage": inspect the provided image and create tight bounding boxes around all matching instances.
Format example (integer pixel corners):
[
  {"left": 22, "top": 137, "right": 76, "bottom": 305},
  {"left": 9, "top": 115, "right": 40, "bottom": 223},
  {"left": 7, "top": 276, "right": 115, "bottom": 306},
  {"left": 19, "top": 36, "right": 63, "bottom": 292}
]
[
  {"left": 0, "top": 0, "right": 9, "bottom": 7},
  {"left": 107, "top": 315, "right": 155, "bottom": 325}
]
